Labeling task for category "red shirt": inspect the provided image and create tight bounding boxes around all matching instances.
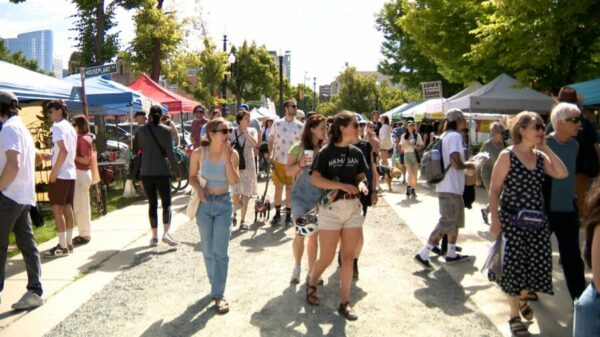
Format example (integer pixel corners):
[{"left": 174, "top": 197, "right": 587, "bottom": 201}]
[
  {"left": 75, "top": 134, "right": 93, "bottom": 170},
  {"left": 191, "top": 118, "right": 208, "bottom": 148}
]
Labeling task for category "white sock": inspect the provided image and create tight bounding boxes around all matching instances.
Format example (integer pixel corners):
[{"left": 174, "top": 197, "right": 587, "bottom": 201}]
[
  {"left": 419, "top": 243, "right": 434, "bottom": 260},
  {"left": 447, "top": 244, "right": 457, "bottom": 258},
  {"left": 66, "top": 229, "right": 73, "bottom": 245},
  {"left": 58, "top": 232, "right": 67, "bottom": 248}
]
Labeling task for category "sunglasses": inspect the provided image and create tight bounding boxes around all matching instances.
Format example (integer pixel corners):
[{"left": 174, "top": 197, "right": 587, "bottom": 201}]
[
  {"left": 531, "top": 123, "right": 545, "bottom": 131},
  {"left": 565, "top": 116, "right": 581, "bottom": 124},
  {"left": 212, "top": 128, "right": 231, "bottom": 134},
  {"left": 289, "top": 105, "right": 297, "bottom": 108}
]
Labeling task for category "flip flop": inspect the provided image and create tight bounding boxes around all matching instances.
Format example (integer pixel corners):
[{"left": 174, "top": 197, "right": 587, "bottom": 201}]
[{"left": 215, "top": 299, "right": 229, "bottom": 315}]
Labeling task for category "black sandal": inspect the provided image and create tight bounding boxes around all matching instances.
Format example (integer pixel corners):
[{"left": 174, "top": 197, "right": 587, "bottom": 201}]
[
  {"left": 509, "top": 317, "right": 530, "bottom": 337},
  {"left": 524, "top": 291, "right": 538, "bottom": 301},
  {"left": 338, "top": 301, "right": 358, "bottom": 321},
  {"left": 519, "top": 299, "right": 534, "bottom": 321},
  {"left": 306, "top": 285, "right": 319, "bottom": 306}
]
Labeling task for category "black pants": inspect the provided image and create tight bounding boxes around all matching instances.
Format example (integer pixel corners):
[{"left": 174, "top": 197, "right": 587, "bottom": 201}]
[
  {"left": 548, "top": 210, "right": 587, "bottom": 300},
  {"left": 141, "top": 176, "right": 172, "bottom": 229}
]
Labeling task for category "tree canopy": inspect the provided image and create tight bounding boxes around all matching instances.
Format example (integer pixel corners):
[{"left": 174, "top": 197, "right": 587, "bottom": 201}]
[{"left": 228, "top": 41, "right": 278, "bottom": 105}]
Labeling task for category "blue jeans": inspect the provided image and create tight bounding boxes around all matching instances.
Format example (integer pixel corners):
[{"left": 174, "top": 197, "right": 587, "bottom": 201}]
[
  {"left": 573, "top": 282, "right": 600, "bottom": 337},
  {"left": 196, "top": 192, "right": 232, "bottom": 299}
]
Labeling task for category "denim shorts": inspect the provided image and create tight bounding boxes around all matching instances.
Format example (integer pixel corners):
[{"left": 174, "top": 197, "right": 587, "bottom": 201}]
[{"left": 573, "top": 282, "right": 600, "bottom": 336}]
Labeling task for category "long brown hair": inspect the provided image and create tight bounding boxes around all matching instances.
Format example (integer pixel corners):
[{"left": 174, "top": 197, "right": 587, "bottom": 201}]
[
  {"left": 71, "top": 114, "right": 89, "bottom": 135},
  {"left": 329, "top": 111, "right": 357, "bottom": 144},
  {"left": 301, "top": 114, "right": 326, "bottom": 150},
  {"left": 200, "top": 118, "right": 228, "bottom": 147},
  {"left": 584, "top": 178, "right": 600, "bottom": 267}
]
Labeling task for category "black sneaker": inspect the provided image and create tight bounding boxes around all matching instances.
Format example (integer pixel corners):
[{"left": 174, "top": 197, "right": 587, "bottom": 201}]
[
  {"left": 284, "top": 215, "right": 293, "bottom": 226},
  {"left": 413, "top": 254, "right": 433, "bottom": 270},
  {"left": 431, "top": 246, "right": 446, "bottom": 256},
  {"left": 411, "top": 188, "right": 417, "bottom": 198},
  {"left": 406, "top": 186, "right": 411, "bottom": 196},
  {"left": 445, "top": 254, "right": 474, "bottom": 264},
  {"left": 270, "top": 213, "right": 281, "bottom": 226}
]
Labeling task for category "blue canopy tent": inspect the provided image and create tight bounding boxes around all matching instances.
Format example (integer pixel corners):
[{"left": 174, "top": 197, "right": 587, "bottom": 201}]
[
  {"left": 569, "top": 77, "right": 600, "bottom": 106},
  {"left": 64, "top": 74, "right": 165, "bottom": 115},
  {"left": 0, "top": 60, "right": 79, "bottom": 103}
]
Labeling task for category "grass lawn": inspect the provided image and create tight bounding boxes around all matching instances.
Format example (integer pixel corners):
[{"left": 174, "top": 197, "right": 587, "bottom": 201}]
[{"left": 7, "top": 184, "right": 139, "bottom": 258}]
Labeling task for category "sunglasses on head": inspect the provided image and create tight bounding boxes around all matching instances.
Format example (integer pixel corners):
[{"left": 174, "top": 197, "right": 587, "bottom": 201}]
[
  {"left": 212, "top": 128, "right": 231, "bottom": 134},
  {"left": 565, "top": 116, "right": 581, "bottom": 124}
]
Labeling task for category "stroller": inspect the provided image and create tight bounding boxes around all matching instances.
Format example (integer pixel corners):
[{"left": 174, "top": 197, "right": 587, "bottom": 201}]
[{"left": 254, "top": 164, "right": 272, "bottom": 222}]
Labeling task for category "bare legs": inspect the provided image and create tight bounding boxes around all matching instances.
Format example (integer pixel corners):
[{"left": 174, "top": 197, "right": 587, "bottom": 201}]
[{"left": 293, "top": 233, "right": 318, "bottom": 274}]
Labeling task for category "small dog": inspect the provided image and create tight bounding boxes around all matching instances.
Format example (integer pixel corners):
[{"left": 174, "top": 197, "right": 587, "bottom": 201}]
[
  {"left": 377, "top": 165, "right": 403, "bottom": 191},
  {"left": 254, "top": 195, "right": 271, "bottom": 223}
]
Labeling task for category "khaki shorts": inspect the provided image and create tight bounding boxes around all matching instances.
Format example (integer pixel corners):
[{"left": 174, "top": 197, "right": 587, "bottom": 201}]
[
  {"left": 435, "top": 192, "right": 465, "bottom": 234},
  {"left": 49, "top": 179, "right": 75, "bottom": 206},
  {"left": 272, "top": 161, "right": 294, "bottom": 186},
  {"left": 404, "top": 152, "right": 418, "bottom": 166},
  {"left": 318, "top": 199, "right": 364, "bottom": 230}
]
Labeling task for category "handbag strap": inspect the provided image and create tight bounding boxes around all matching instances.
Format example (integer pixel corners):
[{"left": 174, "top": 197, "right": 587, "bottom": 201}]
[
  {"left": 147, "top": 125, "right": 167, "bottom": 157},
  {"left": 234, "top": 130, "right": 246, "bottom": 149}
]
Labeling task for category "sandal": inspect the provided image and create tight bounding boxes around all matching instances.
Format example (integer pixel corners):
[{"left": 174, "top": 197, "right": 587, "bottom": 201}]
[
  {"left": 72, "top": 236, "right": 91, "bottom": 246},
  {"left": 524, "top": 291, "right": 538, "bottom": 302},
  {"left": 240, "top": 221, "right": 249, "bottom": 231},
  {"left": 509, "top": 317, "right": 530, "bottom": 337},
  {"left": 519, "top": 299, "right": 534, "bottom": 321},
  {"left": 306, "top": 284, "right": 320, "bottom": 306},
  {"left": 338, "top": 301, "right": 358, "bottom": 321},
  {"left": 215, "top": 299, "right": 230, "bottom": 315}
]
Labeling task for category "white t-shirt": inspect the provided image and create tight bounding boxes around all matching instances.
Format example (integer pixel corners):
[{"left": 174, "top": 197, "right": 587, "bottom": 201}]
[
  {"left": 436, "top": 131, "right": 465, "bottom": 195},
  {"left": 269, "top": 117, "right": 304, "bottom": 164},
  {"left": 0, "top": 116, "right": 37, "bottom": 206},
  {"left": 379, "top": 124, "right": 393, "bottom": 150},
  {"left": 399, "top": 132, "right": 424, "bottom": 153},
  {"left": 51, "top": 119, "right": 77, "bottom": 180}
]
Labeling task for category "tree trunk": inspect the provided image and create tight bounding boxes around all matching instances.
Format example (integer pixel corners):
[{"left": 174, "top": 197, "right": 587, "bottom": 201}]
[
  {"left": 150, "top": 0, "right": 165, "bottom": 82},
  {"left": 94, "top": 1, "right": 105, "bottom": 66}
]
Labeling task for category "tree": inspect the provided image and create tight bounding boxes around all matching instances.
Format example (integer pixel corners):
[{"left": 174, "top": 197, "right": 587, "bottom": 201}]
[
  {"left": 291, "top": 84, "right": 315, "bottom": 112},
  {"left": 469, "top": 0, "right": 600, "bottom": 91},
  {"left": 124, "top": 0, "right": 184, "bottom": 81},
  {"left": 378, "top": 81, "right": 421, "bottom": 112},
  {"left": 376, "top": 0, "right": 461, "bottom": 94},
  {"left": 335, "top": 66, "right": 379, "bottom": 113},
  {"left": 228, "top": 41, "right": 278, "bottom": 106}
]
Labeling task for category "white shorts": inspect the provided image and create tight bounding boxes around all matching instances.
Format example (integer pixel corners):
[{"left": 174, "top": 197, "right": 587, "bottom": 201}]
[{"left": 318, "top": 199, "right": 364, "bottom": 230}]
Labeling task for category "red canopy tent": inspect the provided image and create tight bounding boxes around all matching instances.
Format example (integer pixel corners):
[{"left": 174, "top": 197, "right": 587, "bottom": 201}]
[{"left": 128, "top": 74, "right": 200, "bottom": 114}]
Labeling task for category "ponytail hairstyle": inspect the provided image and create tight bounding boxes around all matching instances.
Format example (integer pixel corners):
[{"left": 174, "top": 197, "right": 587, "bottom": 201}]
[
  {"left": 329, "top": 110, "right": 357, "bottom": 144},
  {"left": 200, "top": 117, "right": 228, "bottom": 147},
  {"left": 149, "top": 105, "right": 163, "bottom": 126}
]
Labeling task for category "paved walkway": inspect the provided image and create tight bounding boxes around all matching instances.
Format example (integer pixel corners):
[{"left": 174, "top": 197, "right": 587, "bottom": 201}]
[{"left": 0, "top": 179, "right": 587, "bottom": 336}]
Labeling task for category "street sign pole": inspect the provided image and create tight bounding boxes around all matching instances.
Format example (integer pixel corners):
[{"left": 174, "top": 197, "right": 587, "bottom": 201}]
[{"left": 79, "top": 67, "right": 89, "bottom": 119}]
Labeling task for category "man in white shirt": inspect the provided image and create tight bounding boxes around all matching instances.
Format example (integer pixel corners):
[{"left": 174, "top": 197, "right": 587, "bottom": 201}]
[
  {"left": 268, "top": 100, "right": 304, "bottom": 226},
  {"left": 43, "top": 100, "right": 78, "bottom": 258},
  {"left": 414, "top": 109, "right": 475, "bottom": 269},
  {"left": 0, "top": 91, "right": 44, "bottom": 309}
]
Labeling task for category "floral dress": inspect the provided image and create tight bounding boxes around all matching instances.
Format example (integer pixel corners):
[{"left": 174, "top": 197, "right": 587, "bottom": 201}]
[
  {"left": 230, "top": 128, "right": 257, "bottom": 197},
  {"left": 497, "top": 149, "right": 553, "bottom": 296}
]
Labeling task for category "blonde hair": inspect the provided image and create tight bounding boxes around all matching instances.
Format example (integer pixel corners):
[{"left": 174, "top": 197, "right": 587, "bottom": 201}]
[
  {"left": 510, "top": 111, "right": 543, "bottom": 144},
  {"left": 200, "top": 117, "right": 228, "bottom": 146}
]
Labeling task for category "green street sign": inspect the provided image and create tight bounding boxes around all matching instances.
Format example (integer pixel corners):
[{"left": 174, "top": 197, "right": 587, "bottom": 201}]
[{"left": 83, "top": 63, "right": 117, "bottom": 78}]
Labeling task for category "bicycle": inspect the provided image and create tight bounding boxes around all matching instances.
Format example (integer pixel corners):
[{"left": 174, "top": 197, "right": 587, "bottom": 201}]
[{"left": 171, "top": 145, "right": 191, "bottom": 193}]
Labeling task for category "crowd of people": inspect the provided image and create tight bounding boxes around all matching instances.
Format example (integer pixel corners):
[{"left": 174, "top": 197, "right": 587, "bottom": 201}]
[{"left": 0, "top": 87, "right": 599, "bottom": 336}]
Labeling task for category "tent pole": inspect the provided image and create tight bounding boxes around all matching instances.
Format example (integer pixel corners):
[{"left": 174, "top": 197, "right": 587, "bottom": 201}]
[{"left": 79, "top": 68, "right": 89, "bottom": 119}]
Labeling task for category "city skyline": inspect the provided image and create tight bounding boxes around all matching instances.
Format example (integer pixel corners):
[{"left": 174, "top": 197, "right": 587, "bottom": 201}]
[{"left": 0, "top": 0, "right": 388, "bottom": 88}]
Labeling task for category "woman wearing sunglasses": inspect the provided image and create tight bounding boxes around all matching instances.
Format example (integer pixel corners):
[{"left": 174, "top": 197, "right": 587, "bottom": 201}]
[
  {"left": 189, "top": 117, "right": 239, "bottom": 315},
  {"left": 488, "top": 111, "right": 567, "bottom": 337},
  {"left": 307, "top": 111, "right": 369, "bottom": 320}
]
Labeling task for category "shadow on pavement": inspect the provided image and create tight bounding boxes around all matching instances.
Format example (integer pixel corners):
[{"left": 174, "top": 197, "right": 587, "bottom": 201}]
[
  {"left": 77, "top": 246, "right": 178, "bottom": 275},
  {"left": 412, "top": 267, "right": 476, "bottom": 317},
  {"left": 239, "top": 224, "right": 292, "bottom": 253},
  {"left": 138, "top": 295, "right": 215, "bottom": 337}
]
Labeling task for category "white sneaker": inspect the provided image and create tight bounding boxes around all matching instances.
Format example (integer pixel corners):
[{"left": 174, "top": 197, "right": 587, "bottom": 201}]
[
  {"left": 11, "top": 291, "right": 43, "bottom": 310},
  {"left": 290, "top": 266, "right": 301, "bottom": 284},
  {"left": 162, "top": 232, "right": 178, "bottom": 246}
]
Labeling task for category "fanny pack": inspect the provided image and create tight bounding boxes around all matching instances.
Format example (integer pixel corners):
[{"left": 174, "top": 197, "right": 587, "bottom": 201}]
[{"left": 507, "top": 209, "right": 547, "bottom": 231}]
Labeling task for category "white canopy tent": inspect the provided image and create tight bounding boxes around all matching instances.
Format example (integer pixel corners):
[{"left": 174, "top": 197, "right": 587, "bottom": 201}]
[
  {"left": 381, "top": 102, "right": 412, "bottom": 119},
  {"left": 250, "top": 107, "right": 278, "bottom": 121},
  {"left": 445, "top": 74, "right": 552, "bottom": 114}
]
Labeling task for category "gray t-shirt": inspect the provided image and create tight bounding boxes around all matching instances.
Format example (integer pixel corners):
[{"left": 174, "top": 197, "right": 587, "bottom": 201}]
[{"left": 547, "top": 135, "right": 578, "bottom": 212}]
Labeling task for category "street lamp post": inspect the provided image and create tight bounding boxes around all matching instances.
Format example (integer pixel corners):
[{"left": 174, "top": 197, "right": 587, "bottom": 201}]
[
  {"left": 228, "top": 52, "right": 237, "bottom": 112},
  {"left": 278, "top": 51, "right": 284, "bottom": 116},
  {"left": 313, "top": 77, "right": 317, "bottom": 111},
  {"left": 222, "top": 34, "right": 228, "bottom": 115},
  {"left": 303, "top": 71, "right": 308, "bottom": 111}
]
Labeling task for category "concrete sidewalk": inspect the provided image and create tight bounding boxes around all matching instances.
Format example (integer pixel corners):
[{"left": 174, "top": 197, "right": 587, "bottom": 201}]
[
  {"left": 0, "top": 190, "right": 192, "bottom": 337},
  {"left": 382, "top": 181, "right": 590, "bottom": 337}
]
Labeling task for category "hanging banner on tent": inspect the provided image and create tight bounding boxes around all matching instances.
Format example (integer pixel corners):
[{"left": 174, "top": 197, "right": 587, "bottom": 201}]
[{"left": 421, "top": 81, "right": 443, "bottom": 99}]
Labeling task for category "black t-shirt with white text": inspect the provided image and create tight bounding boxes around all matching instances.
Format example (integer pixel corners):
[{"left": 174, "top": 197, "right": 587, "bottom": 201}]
[{"left": 311, "top": 143, "right": 368, "bottom": 195}]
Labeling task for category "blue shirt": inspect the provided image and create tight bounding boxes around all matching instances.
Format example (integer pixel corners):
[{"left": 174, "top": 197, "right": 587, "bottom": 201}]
[{"left": 547, "top": 135, "right": 578, "bottom": 212}]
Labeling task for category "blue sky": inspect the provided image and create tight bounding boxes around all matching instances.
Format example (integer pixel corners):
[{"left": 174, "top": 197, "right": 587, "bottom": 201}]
[{"left": 0, "top": 0, "right": 388, "bottom": 86}]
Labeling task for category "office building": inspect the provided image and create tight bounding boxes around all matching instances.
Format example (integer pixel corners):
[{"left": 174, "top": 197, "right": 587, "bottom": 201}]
[
  {"left": 53, "top": 58, "right": 63, "bottom": 78},
  {"left": 4, "top": 30, "right": 54, "bottom": 74},
  {"left": 268, "top": 50, "right": 291, "bottom": 83}
]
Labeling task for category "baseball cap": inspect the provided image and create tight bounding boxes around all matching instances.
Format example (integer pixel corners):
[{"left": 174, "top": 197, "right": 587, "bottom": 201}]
[
  {"left": 239, "top": 103, "right": 250, "bottom": 111},
  {"left": 134, "top": 111, "right": 146, "bottom": 118},
  {"left": 445, "top": 108, "right": 465, "bottom": 122},
  {"left": 296, "top": 110, "right": 305, "bottom": 119},
  {"left": 0, "top": 91, "right": 22, "bottom": 109},
  {"left": 194, "top": 106, "right": 205, "bottom": 114}
]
